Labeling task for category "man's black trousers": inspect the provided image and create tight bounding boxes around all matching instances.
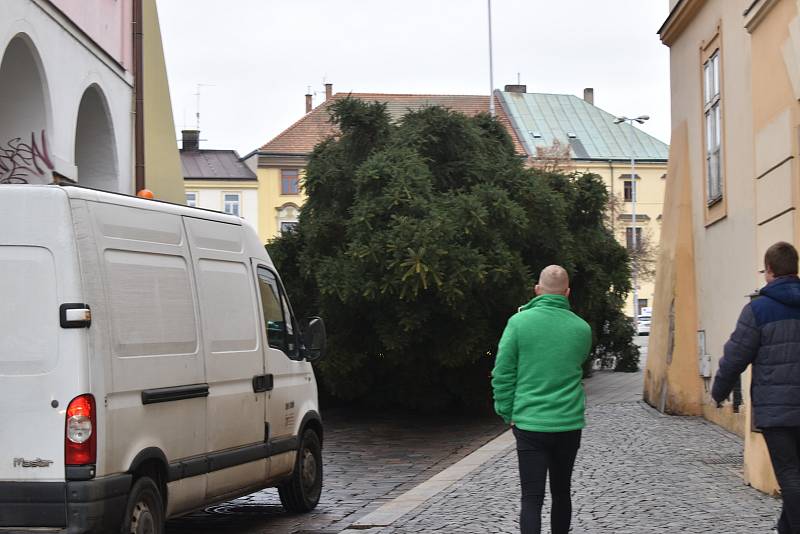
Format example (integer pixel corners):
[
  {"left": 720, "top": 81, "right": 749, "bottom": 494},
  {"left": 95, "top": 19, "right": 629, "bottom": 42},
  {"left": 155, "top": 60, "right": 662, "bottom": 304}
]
[
  {"left": 764, "top": 427, "right": 800, "bottom": 534},
  {"left": 513, "top": 427, "right": 581, "bottom": 534}
]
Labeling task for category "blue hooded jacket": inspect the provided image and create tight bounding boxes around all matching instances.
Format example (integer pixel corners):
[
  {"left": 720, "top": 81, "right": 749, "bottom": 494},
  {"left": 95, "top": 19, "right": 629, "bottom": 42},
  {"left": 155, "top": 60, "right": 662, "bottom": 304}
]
[{"left": 712, "top": 276, "right": 800, "bottom": 428}]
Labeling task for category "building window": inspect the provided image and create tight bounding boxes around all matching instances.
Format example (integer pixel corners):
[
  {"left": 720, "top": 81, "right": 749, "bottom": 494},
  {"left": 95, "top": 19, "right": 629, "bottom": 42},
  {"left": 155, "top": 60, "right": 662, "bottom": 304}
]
[
  {"left": 223, "top": 192, "right": 241, "bottom": 217},
  {"left": 280, "top": 221, "right": 299, "bottom": 234},
  {"left": 623, "top": 180, "right": 635, "bottom": 202},
  {"left": 704, "top": 50, "right": 722, "bottom": 204},
  {"left": 185, "top": 191, "right": 197, "bottom": 207},
  {"left": 626, "top": 227, "right": 642, "bottom": 251},
  {"left": 638, "top": 299, "right": 649, "bottom": 312},
  {"left": 281, "top": 169, "right": 300, "bottom": 195}
]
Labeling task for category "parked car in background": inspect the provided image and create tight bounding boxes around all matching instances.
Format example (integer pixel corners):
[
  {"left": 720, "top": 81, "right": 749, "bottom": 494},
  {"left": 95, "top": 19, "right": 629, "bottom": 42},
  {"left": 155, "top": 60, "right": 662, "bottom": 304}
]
[{"left": 637, "top": 314, "right": 652, "bottom": 336}]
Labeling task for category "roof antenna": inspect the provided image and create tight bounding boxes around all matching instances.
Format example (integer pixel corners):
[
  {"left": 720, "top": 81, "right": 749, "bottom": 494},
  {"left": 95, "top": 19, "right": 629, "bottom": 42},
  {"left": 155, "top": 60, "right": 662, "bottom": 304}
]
[{"left": 194, "top": 83, "right": 215, "bottom": 130}]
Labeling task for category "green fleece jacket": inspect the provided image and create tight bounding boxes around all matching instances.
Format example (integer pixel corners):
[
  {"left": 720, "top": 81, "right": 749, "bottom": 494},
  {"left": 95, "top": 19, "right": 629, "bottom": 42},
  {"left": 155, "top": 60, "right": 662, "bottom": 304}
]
[{"left": 491, "top": 294, "right": 592, "bottom": 432}]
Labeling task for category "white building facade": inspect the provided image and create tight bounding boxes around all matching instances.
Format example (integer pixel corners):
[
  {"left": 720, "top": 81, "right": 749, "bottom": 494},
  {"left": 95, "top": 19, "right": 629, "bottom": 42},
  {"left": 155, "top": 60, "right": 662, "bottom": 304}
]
[
  {"left": 0, "top": 0, "right": 133, "bottom": 192},
  {"left": 181, "top": 129, "right": 260, "bottom": 230}
]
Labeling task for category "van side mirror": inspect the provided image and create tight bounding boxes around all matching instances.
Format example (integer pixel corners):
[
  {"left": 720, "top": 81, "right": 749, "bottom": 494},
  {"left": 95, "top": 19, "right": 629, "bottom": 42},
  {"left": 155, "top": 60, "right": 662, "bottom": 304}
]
[{"left": 301, "top": 317, "right": 326, "bottom": 362}]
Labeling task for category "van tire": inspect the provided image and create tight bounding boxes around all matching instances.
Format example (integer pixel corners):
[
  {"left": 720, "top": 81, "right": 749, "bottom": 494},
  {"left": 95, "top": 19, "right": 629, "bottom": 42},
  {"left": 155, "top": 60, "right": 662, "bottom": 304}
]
[
  {"left": 120, "top": 476, "right": 164, "bottom": 534},
  {"left": 279, "top": 429, "right": 322, "bottom": 513}
]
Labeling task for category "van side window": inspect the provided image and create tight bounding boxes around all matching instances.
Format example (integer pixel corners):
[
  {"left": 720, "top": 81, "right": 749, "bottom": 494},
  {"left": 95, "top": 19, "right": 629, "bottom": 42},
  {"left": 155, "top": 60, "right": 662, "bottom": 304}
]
[
  {"left": 281, "top": 297, "right": 297, "bottom": 355},
  {"left": 257, "top": 267, "right": 299, "bottom": 359}
]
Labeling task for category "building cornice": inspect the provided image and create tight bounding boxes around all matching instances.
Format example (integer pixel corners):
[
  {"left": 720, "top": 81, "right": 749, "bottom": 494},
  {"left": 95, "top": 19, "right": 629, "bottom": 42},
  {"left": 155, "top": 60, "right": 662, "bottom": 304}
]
[
  {"left": 573, "top": 158, "right": 669, "bottom": 164},
  {"left": 618, "top": 213, "right": 652, "bottom": 222},
  {"left": 257, "top": 153, "right": 310, "bottom": 168},
  {"left": 659, "top": 0, "right": 707, "bottom": 46},
  {"left": 744, "top": 0, "right": 781, "bottom": 33},
  {"left": 183, "top": 180, "right": 259, "bottom": 188},
  {"left": 183, "top": 177, "right": 258, "bottom": 182}
]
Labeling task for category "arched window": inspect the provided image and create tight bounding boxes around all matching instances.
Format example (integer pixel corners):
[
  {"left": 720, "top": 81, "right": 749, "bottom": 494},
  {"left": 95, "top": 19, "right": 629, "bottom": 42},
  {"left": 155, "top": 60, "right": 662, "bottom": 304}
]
[{"left": 276, "top": 203, "right": 300, "bottom": 235}]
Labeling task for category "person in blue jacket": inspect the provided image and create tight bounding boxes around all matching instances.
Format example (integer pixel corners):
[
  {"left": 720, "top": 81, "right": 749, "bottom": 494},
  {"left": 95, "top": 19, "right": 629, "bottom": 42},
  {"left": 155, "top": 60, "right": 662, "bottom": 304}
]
[{"left": 712, "top": 241, "right": 800, "bottom": 534}]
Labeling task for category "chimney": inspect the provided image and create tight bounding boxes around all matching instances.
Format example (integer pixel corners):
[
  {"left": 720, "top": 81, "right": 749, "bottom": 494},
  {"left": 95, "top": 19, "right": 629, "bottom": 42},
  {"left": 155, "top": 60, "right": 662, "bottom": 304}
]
[
  {"left": 305, "top": 93, "right": 313, "bottom": 113},
  {"left": 504, "top": 84, "right": 527, "bottom": 93},
  {"left": 583, "top": 88, "right": 594, "bottom": 105},
  {"left": 181, "top": 129, "right": 200, "bottom": 151},
  {"left": 325, "top": 83, "right": 333, "bottom": 101}
]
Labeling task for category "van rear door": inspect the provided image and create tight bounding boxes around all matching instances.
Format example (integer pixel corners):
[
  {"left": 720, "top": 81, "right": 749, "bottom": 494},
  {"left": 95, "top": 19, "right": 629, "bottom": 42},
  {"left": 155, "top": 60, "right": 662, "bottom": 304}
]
[{"left": 0, "top": 186, "right": 85, "bottom": 483}]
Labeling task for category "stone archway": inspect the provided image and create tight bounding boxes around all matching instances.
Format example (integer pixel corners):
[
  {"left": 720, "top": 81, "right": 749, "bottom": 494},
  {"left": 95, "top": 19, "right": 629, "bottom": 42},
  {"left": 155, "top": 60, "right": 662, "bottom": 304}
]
[
  {"left": 0, "top": 34, "right": 53, "bottom": 184},
  {"left": 74, "top": 85, "right": 118, "bottom": 191}
]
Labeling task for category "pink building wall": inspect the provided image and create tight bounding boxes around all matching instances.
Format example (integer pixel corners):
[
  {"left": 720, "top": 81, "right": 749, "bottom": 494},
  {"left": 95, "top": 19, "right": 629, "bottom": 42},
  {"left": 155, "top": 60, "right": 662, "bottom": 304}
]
[{"left": 50, "top": 0, "right": 133, "bottom": 69}]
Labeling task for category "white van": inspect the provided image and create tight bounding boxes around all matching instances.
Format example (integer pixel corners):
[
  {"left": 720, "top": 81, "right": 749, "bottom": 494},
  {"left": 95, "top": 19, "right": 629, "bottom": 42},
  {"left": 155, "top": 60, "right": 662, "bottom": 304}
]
[{"left": 0, "top": 185, "right": 326, "bottom": 533}]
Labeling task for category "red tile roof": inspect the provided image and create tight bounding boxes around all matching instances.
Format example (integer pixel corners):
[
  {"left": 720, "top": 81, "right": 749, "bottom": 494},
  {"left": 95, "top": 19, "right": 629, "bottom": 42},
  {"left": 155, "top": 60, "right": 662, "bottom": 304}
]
[{"left": 259, "top": 92, "right": 527, "bottom": 157}]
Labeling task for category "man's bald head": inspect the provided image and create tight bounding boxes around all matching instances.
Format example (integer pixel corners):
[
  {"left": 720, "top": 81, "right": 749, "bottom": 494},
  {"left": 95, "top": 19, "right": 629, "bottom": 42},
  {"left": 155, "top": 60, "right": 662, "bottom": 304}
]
[{"left": 535, "top": 265, "right": 570, "bottom": 296}]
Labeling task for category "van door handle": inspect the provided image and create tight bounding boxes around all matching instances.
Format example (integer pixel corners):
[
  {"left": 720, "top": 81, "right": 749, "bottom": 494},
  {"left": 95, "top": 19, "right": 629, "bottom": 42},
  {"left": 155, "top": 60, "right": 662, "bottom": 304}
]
[
  {"left": 60, "top": 303, "right": 91, "bottom": 328},
  {"left": 252, "top": 374, "right": 274, "bottom": 393}
]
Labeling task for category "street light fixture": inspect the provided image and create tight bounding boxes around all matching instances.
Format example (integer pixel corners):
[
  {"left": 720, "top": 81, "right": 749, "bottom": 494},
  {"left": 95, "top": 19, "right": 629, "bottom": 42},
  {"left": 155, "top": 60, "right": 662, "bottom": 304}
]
[
  {"left": 614, "top": 115, "right": 650, "bottom": 327},
  {"left": 614, "top": 115, "right": 650, "bottom": 125}
]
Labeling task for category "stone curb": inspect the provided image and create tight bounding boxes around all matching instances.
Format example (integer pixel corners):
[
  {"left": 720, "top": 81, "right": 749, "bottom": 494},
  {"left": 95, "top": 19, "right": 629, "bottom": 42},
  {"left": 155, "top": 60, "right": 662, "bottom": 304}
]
[{"left": 340, "top": 428, "right": 515, "bottom": 531}]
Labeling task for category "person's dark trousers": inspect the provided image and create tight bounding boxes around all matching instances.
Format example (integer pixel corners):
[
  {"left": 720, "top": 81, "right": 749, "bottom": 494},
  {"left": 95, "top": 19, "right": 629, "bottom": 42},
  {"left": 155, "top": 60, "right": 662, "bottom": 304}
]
[
  {"left": 513, "top": 427, "right": 581, "bottom": 534},
  {"left": 764, "top": 427, "right": 800, "bottom": 534}
]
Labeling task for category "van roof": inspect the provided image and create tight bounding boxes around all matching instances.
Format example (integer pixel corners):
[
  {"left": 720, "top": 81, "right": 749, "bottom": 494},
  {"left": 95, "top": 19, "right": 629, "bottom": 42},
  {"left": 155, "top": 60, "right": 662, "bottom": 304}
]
[{"left": 55, "top": 184, "right": 244, "bottom": 226}]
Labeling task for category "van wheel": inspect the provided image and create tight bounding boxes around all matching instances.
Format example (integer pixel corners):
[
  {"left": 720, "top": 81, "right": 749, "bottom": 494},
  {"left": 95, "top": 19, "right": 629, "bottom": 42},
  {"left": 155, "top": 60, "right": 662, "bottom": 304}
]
[
  {"left": 121, "top": 477, "right": 164, "bottom": 534},
  {"left": 279, "top": 429, "right": 322, "bottom": 513}
]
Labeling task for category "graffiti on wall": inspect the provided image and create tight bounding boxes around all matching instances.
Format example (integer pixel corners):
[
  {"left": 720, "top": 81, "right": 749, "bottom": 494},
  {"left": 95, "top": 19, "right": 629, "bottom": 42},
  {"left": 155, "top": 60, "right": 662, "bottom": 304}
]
[{"left": 0, "top": 130, "right": 55, "bottom": 184}]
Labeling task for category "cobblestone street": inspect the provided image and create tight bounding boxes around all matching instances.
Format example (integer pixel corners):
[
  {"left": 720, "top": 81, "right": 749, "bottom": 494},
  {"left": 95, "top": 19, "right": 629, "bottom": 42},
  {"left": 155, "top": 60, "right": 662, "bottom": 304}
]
[
  {"left": 349, "top": 368, "right": 783, "bottom": 534},
  {"left": 166, "top": 410, "right": 505, "bottom": 533},
  {"left": 168, "top": 339, "right": 783, "bottom": 533}
]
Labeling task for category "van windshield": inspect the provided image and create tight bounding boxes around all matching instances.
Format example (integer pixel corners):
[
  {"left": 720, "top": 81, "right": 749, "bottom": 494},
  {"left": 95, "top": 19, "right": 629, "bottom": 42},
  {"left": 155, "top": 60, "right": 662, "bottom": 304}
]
[{"left": 0, "top": 246, "right": 59, "bottom": 375}]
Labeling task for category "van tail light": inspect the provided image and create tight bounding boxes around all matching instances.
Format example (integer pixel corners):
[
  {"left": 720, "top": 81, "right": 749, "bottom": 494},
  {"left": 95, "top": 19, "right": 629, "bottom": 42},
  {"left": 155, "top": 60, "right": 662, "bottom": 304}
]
[{"left": 65, "top": 394, "right": 96, "bottom": 465}]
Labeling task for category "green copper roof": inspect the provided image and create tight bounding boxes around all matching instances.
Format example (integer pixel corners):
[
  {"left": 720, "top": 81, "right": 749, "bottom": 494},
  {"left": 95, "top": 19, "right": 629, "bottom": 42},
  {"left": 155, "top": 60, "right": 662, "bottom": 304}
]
[{"left": 498, "top": 91, "right": 669, "bottom": 161}]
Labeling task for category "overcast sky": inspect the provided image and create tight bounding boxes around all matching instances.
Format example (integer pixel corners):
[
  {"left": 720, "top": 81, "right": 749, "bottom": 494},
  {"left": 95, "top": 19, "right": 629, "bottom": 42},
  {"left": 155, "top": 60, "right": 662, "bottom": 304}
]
[{"left": 157, "top": 0, "right": 671, "bottom": 156}]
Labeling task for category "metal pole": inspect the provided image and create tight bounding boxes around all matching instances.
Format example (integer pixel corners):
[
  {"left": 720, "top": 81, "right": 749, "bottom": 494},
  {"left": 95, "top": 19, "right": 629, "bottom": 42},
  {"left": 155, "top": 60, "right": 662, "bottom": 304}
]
[
  {"left": 615, "top": 115, "right": 647, "bottom": 325},
  {"left": 488, "top": 0, "right": 495, "bottom": 117},
  {"left": 631, "top": 130, "right": 639, "bottom": 323}
]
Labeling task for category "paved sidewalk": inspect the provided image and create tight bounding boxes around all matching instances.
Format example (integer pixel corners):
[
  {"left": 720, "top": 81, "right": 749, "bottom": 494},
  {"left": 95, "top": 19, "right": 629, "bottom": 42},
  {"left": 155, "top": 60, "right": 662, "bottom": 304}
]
[{"left": 347, "top": 371, "right": 782, "bottom": 534}]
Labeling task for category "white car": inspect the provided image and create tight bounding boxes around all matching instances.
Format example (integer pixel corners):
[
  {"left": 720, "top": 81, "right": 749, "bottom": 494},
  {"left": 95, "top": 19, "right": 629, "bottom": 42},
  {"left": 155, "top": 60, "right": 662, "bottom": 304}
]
[
  {"left": 0, "top": 185, "right": 326, "bottom": 533},
  {"left": 637, "top": 315, "right": 652, "bottom": 336}
]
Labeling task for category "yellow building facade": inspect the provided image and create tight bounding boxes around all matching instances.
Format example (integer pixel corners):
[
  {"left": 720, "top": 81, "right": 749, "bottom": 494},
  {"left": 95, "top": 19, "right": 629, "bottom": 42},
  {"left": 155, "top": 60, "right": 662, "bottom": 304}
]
[
  {"left": 141, "top": 0, "right": 185, "bottom": 203},
  {"left": 574, "top": 161, "right": 667, "bottom": 317},
  {"left": 500, "top": 88, "right": 669, "bottom": 318},
  {"left": 254, "top": 164, "right": 305, "bottom": 242},
  {"left": 647, "top": 0, "right": 800, "bottom": 494}
]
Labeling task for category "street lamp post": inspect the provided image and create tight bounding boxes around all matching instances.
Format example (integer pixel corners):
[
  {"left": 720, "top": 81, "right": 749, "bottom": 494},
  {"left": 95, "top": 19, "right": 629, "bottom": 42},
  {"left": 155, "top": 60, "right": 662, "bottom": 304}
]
[
  {"left": 614, "top": 115, "right": 650, "bottom": 326},
  {"left": 487, "top": 0, "right": 495, "bottom": 117}
]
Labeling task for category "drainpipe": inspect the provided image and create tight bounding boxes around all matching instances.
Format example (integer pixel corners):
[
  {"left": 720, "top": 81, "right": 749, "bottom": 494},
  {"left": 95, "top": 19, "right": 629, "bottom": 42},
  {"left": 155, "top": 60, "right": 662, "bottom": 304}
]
[{"left": 133, "top": 0, "right": 145, "bottom": 192}]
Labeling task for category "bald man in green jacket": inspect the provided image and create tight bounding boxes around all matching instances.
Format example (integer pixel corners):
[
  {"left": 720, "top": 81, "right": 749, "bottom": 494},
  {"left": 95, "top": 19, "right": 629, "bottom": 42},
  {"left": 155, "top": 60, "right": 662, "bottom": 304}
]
[{"left": 492, "top": 265, "right": 592, "bottom": 534}]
